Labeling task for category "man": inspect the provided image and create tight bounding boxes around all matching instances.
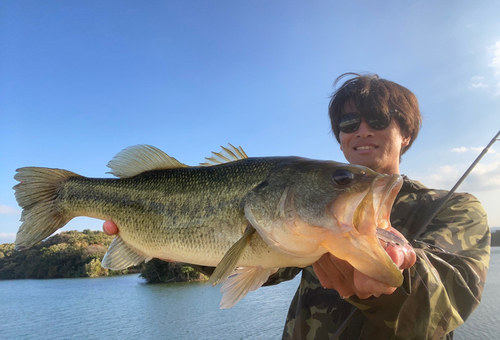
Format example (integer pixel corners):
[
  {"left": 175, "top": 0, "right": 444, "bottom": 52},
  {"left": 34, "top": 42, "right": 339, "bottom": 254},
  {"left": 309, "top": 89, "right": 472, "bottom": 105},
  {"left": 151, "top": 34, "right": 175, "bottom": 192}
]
[
  {"left": 104, "top": 73, "right": 490, "bottom": 339},
  {"left": 264, "top": 73, "right": 490, "bottom": 339}
]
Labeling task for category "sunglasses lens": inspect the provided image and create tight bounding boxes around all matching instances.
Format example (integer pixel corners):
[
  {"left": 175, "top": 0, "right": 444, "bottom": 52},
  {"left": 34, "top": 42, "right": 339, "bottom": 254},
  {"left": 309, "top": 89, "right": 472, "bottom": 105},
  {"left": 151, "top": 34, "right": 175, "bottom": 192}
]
[
  {"left": 366, "top": 112, "right": 391, "bottom": 130},
  {"left": 338, "top": 113, "right": 361, "bottom": 133}
]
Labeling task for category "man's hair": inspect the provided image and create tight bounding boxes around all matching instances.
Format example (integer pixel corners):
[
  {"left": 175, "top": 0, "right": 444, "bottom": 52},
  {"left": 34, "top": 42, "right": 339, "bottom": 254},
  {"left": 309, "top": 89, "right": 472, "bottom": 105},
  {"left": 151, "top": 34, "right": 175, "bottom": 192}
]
[{"left": 328, "top": 73, "right": 422, "bottom": 156}]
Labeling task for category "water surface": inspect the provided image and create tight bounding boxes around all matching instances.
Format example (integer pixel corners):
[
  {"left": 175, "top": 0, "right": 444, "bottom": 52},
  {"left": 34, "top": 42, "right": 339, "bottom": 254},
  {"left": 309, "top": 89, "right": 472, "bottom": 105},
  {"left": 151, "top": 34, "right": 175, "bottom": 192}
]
[
  {"left": 1, "top": 249, "right": 498, "bottom": 339},
  {"left": 0, "top": 273, "right": 298, "bottom": 339}
]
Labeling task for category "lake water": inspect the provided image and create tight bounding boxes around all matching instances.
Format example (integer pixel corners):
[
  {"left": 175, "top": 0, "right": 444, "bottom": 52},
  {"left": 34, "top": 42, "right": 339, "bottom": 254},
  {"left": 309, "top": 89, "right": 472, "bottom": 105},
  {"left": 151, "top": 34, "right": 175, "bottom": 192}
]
[{"left": 1, "top": 248, "right": 499, "bottom": 339}]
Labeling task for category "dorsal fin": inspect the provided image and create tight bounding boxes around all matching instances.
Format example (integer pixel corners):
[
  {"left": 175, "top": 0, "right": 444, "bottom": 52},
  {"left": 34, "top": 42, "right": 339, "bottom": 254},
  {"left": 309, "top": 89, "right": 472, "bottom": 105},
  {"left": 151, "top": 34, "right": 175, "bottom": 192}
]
[
  {"left": 199, "top": 143, "right": 248, "bottom": 166},
  {"left": 107, "top": 145, "right": 187, "bottom": 178}
]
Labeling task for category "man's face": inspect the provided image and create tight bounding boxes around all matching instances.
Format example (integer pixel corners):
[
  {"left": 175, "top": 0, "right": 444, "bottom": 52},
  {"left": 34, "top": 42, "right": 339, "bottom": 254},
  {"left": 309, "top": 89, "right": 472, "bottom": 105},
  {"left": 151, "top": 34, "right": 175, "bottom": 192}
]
[{"left": 338, "top": 102, "right": 410, "bottom": 175}]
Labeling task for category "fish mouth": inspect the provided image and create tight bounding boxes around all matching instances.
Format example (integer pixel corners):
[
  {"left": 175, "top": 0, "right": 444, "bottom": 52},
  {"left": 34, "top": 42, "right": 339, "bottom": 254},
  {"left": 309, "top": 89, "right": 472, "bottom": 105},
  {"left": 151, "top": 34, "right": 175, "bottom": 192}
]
[
  {"left": 353, "top": 174, "right": 403, "bottom": 235},
  {"left": 330, "top": 173, "right": 402, "bottom": 235},
  {"left": 323, "top": 173, "right": 405, "bottom": 287}
]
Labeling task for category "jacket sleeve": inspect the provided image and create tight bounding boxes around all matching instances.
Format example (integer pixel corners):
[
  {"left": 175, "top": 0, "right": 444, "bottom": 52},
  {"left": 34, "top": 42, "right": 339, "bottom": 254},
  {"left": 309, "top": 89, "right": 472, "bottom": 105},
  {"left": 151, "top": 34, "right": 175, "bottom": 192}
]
[{"left": 347, "top": 192, "right": 490, "bottom": 339}]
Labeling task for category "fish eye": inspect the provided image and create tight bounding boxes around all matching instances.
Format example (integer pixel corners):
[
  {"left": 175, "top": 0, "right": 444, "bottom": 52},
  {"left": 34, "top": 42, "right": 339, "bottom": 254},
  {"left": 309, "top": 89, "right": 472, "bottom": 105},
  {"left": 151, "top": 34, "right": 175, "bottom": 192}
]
[{"left": 332, "top": 169, "right": 354, "bottom": 186}]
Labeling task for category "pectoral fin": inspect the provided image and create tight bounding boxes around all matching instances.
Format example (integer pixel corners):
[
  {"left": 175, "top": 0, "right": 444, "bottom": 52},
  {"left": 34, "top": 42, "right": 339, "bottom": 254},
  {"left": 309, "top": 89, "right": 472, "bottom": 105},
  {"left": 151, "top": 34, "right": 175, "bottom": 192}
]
[
  {"left": 209, "top": 225, "right": 256, "bottom": 286},
  {"left": 102, "top": 236, "right": 152, "bottom": 270},
  {"left": 220, "top": 266, "right": 278, "bottom": 309}
]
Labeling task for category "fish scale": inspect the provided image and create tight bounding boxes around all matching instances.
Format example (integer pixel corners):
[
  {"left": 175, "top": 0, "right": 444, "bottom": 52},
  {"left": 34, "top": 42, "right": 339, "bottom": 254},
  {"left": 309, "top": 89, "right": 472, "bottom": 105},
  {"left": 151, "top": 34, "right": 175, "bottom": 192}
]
[
  {"left": 56, "top": 158, "right": 282, "bottom": 266},
  {"left": 13, "top": 144, "right": 404, "bottom": 308}
]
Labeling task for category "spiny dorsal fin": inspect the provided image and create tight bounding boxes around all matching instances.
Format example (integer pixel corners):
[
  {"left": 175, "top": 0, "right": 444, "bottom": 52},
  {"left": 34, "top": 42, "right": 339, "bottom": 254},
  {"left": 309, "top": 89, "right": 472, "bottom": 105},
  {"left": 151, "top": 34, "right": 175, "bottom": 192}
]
[
  {"left": 107, "top": 144, "right": 187, "bottom": 178},
  {"left": 199, "top": 143, "right": 248, "bottom": 166},
  {"left": 209, "top": 225, "right": 256, "bottom": 287}
]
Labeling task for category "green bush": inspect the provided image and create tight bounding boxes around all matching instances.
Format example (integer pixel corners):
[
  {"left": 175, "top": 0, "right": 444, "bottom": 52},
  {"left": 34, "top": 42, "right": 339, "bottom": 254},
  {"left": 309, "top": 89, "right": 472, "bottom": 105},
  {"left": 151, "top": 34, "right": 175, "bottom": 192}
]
[
  {"left": 140, "top": 258, "right": 207, "bottom": 283},
  {"left": 0, "top": 230, "right": 135, "bottom": 280},
  {"left": 0, "top": 230, "right": 206, "bottom": 283}
]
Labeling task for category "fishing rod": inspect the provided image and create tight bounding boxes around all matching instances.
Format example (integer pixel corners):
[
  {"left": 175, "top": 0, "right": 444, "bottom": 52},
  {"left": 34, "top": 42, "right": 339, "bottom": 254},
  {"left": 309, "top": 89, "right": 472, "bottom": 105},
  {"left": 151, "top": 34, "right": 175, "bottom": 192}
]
[{"left": 330, "top": 129, "right": 500, "bottom": 340}]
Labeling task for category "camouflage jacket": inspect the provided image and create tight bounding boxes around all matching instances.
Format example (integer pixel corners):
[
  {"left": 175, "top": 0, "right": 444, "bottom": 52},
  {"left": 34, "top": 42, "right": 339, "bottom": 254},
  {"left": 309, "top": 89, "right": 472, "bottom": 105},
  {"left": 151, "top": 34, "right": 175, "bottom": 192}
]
[{"left": 265, "top": 176, "right": 490, "bottom": 340}]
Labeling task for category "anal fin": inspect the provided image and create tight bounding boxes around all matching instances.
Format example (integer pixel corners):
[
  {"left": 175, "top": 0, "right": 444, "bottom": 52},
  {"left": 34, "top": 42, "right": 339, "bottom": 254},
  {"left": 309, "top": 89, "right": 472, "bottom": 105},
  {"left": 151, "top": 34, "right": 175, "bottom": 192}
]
[
  {"left": 102, "top": 236, "right": 152, "bottom": 270},
  {"left": 220, "top": 266, "right": 278, "bottom": 309},
  {"left": 209, "top": 225, "right": 256, "bottom": 286}
]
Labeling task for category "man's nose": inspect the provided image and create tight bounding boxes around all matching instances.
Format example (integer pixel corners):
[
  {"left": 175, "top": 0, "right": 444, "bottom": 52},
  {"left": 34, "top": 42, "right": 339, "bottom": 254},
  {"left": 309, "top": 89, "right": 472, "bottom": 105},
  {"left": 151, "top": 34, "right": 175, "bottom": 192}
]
[{"left": 356, "top": 119, "right": 374, "bottom": 137}]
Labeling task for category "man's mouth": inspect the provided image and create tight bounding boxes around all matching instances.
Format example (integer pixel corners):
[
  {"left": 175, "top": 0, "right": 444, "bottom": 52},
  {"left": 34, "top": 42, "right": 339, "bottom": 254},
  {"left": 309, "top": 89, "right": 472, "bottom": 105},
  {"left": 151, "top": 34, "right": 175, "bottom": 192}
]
[{"left": 354, "top": 145, "right": 377, "bottom": 151}]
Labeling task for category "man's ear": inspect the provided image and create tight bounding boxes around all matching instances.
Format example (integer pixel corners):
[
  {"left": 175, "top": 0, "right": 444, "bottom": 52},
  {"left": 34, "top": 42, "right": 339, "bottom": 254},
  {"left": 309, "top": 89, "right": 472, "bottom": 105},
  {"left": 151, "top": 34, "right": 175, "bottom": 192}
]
[{"left": 402, "top": 135, "right": 411, "bottom": 147}]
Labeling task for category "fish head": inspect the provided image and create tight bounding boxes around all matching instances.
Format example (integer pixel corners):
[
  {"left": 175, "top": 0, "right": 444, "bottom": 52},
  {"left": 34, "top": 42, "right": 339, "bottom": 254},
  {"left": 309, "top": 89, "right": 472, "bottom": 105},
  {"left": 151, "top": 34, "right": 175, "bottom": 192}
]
[{"left": 245, "top": 158, "right": 404, "bottom": 287}]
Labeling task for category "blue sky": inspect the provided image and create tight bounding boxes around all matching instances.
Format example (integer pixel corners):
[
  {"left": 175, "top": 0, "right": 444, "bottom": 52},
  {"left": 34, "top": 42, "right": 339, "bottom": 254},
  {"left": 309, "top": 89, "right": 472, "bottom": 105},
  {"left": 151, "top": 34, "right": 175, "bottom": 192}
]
[{"left": 1, "top": 1, "right": 500, "bottom": 244}]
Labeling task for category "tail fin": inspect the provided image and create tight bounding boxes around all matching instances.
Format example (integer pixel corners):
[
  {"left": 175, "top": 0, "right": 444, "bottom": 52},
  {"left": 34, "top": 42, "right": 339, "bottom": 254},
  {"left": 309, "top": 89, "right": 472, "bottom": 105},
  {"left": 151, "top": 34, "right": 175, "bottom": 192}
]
[{"left": 13, "top": 167, "right": 80, "bottom": 250}]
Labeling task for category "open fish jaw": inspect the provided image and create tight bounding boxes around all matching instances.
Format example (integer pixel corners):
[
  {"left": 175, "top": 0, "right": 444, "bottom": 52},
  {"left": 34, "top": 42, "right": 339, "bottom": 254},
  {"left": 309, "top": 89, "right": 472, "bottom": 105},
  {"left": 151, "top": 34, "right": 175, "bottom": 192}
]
[
  {"left": 353, "top": 174, "right": 403, "bottom": 235},
  {"left": 375, "top": 174, "right": 404, "bottom": 230},
  {"left": 324, "top": 173, "right": 404, "bottom": 286}
]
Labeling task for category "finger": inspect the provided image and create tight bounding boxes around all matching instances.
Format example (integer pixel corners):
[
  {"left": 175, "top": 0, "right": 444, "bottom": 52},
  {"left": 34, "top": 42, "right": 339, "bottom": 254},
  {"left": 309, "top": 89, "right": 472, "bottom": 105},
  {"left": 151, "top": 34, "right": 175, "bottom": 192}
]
[
  {"left": 386, "top": 227, "right": 417, "bottom": 269},
  {"left": 352, "top": 269, "right": 393, "bottom": 298},
  {"left": 399, "top": 244, "right": 417, "bottom": 269},
  {"left": 103, "top": 220, "right": 119, "bottom": 236},
  {"left": 312, "top": 260, "right": 334, "bottom": 287},
  {"left": 313, "top": 254, "right": 355, "bottom": 298},
  {"left": 385, "top": 245, "right": 404, "bottom": 267},
  {"left": 385, "top": 243, "right": 416, "bottom": 270}
]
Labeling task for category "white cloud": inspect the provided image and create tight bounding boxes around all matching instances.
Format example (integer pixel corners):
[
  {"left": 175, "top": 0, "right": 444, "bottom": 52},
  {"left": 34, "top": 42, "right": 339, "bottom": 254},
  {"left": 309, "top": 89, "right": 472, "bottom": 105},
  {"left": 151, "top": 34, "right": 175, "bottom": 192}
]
[
  {"left": 468, "top": 40, "right": 500, "bottom": 95},
  {"left": 470, "top": 146, "right": 497, "bottom": 155},
  {"left": 489, "top": 40, "right": 500, "bottom": 76},
  {"left": 450, "top": 146, "right": 494, "bottom": 154},
  {"left": 0, "top": 233, "right": 16, "bottom": 238},
  {"left": 470, "top": 83, "right": 488, "bottom": 89},
  {"left": 469, "top": 76, "right": 489, "bottom": 90},
  {"left": 465, "top": 161, "right": 500, "bottom": 191},
  {"left": 411, "top": 147, "right": 500, "bottom": 227},
  {"left": 0, "top": 205, "right": 20, "bottom": 215},
  {"left": 424, "top": 165, "right": 461, "bottom": 189},
  {"left": 0, "top": 233, "right": 16, "bottom": 242},
  {"left": 489, "top": 40, "right": 500, "bottom": 96},
  {"left": 419, "top": 160, "right": 500, "bottom": 192}
]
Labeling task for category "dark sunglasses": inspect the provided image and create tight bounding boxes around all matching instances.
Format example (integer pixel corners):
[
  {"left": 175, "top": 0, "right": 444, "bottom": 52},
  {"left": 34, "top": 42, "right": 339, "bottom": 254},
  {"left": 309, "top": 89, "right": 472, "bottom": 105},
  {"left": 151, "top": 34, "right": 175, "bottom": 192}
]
[{"left": 338, "top": 109, "right": 398, "bottom": 134}]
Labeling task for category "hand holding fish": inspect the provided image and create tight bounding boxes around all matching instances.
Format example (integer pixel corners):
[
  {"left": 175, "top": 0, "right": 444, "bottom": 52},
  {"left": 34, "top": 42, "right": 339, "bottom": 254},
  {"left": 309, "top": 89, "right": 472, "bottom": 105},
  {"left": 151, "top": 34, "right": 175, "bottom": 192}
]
[{"left": 313, "top": 227, "right": 416, "bottom": 299}]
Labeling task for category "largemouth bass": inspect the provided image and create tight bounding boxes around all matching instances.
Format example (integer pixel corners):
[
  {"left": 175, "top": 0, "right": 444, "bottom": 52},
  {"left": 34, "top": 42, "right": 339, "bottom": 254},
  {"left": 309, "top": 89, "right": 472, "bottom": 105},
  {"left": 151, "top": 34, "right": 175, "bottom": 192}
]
[{"left": 14, "top": 144, "right": 404, "bottom": 308}]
